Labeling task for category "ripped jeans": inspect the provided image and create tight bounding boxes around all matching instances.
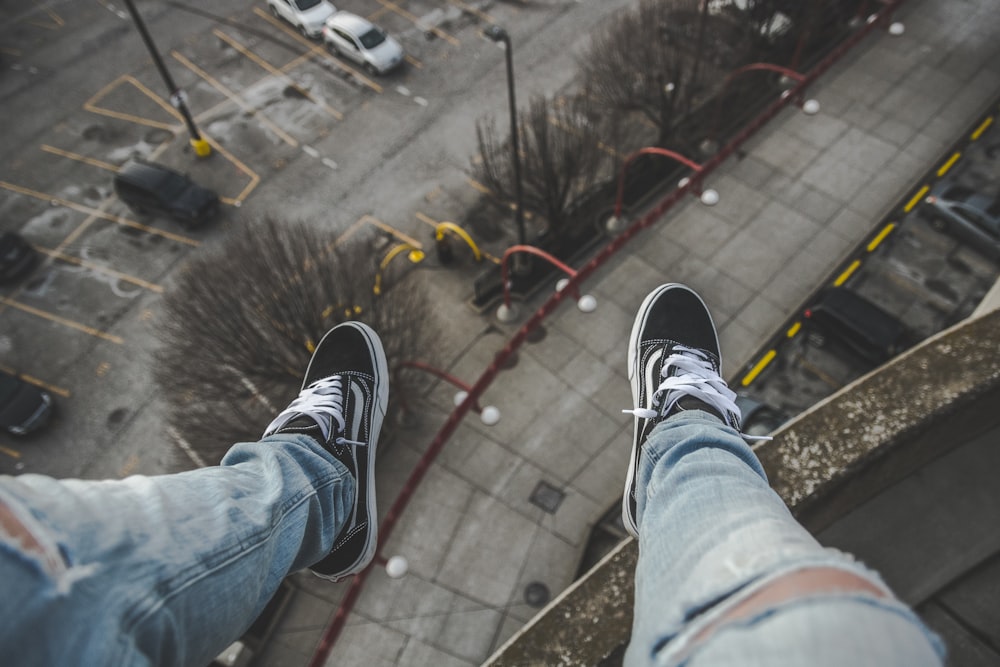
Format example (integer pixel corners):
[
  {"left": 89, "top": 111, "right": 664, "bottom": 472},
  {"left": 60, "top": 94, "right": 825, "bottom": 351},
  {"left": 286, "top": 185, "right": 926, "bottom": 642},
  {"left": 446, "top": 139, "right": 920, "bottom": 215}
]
[
  {"left": 0, "top": 434, "right": 349, "bottom": 666},
  {"left": 626, "top": 411, "right": 946, "bottom": 667}
]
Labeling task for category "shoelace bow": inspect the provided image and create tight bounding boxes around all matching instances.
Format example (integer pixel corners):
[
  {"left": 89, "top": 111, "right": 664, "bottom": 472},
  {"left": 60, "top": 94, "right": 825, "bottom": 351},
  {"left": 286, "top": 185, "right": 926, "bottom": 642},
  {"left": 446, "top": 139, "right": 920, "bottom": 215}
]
[
  {"left": 266, "top": 375, "right": 364, "bottom": 446},
  {"left": 624, "top": 344, "right": 771, "bottom": 442}
]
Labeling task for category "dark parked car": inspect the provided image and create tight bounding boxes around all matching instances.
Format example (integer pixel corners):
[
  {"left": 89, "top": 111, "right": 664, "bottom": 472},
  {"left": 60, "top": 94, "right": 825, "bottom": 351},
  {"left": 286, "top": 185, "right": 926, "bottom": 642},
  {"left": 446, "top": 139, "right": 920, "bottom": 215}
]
[
  {"left": 921, "top": 182, "right": 1000, "bottom": 261},
  {"left": 114, "top": 159, "right": 220, "bottom": 229},
  {"left": 0, "top": 232, "right": 39, "bottom": 284},
  {"left": 803, "top": 288, "right": 916, "bottom": 365},
  {"left": 0, "top": 371, "right": 53, "bottom": 436}
]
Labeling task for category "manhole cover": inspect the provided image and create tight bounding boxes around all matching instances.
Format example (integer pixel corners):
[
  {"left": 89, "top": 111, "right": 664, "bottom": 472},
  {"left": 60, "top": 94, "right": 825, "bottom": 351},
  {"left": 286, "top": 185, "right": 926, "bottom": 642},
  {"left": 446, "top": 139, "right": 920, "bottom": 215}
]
[
  {"left": 529, "top": 480, "right": 565, "bottom": 514},
  {"left": 524, "top": 582, "right": 551, "bottom": 608}
]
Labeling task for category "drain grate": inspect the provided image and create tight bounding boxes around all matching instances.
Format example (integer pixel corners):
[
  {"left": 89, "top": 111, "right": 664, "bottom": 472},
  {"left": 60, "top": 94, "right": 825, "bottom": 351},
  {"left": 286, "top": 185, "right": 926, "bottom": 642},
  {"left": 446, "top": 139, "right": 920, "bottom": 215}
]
[{"left": 529, "top": 480, "right": 565, "bottom": 514}]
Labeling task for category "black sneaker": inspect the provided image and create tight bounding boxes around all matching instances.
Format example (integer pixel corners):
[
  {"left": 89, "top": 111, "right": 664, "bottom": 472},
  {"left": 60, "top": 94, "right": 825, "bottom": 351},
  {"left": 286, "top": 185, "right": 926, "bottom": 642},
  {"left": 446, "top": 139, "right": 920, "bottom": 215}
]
[
  {"left": 263, "top": 321, "right": 388, "bottom": 581},
  {"left": 622, "top": 284, "right": 743, "bottom": 538}
]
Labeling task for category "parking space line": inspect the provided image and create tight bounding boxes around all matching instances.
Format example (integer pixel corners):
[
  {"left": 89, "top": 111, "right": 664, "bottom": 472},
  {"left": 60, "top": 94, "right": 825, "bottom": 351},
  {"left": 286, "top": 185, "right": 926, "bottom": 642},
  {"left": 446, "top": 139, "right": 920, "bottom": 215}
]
[
  {"left": 448, "top": 0, "right": 495, "bottom": 24},
  {"left": 0, "top": 445, "right": 20, "bottom": 460},
  {"left": 466, "top": 177, "right": 535, "bottom": 220},
  {"left": 740, "top": 349, "right": 776, "bottom": 387},
  {"left": 366, "top": 215, "right": 424, "bottom": 248},
  {"left": 970, "top": 116, "right": 993, "bottom": 141},
  {"left": 0, "top": 181, "right": 200, "bottom": 247},
  {"left": 903, "top": 184, "right": 929, "bottom": 213},
  {"left": 84, "top": 75, "right": 182, "bottom": 131},
  {"left": 0, "top": 367, "right": 71, "bottom": 398},
  {"left": 40, "top": 145, "right": 119, "bottom": 171},
  {"left": 833, "top": 259, "right": 861, "bottom": 287},
  {"left": 33, "top": 246, "right": 164, "bottom": 293},
  {"left": 213, "top": 28, "right": 344, "bottom": 120},
  {"left": 373, "top": 0, "right": 460, "bottom": 46},
  {"left": 171, "top": 51, "right": 300, "bottom": 147},
  {"left": 252, "top": 8, "right": 384, "bottom": 93},
  {"left": 936, "top": 151, "right": 961, "bottom": 177},
  {"left": 0, "top": 297, "right": 124, "bottom": 345}
]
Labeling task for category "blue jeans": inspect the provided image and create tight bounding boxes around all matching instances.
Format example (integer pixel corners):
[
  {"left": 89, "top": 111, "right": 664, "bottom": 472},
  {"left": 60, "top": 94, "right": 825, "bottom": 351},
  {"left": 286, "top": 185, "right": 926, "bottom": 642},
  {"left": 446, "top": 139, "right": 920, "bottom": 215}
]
[
  {"left": 0, "top": 434, "right": 348, "bottom": 667},
  {"left": 627, "top": 411, "right": 946, "bottom": 666}
]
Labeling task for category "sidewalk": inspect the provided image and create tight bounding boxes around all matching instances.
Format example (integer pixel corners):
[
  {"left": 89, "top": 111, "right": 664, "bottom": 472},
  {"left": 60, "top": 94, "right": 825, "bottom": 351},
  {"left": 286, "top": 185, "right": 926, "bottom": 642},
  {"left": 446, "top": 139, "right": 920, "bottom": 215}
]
[{"left": 259, "top": 0, "right": 1000, "bottom": 664}]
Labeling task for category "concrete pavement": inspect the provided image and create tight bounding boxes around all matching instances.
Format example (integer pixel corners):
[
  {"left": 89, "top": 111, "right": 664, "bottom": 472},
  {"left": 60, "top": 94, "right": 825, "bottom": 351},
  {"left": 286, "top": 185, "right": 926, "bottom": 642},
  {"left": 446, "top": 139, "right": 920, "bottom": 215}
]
[{"left": 256, "top": 0, "right": 1000, "bottom": 664}]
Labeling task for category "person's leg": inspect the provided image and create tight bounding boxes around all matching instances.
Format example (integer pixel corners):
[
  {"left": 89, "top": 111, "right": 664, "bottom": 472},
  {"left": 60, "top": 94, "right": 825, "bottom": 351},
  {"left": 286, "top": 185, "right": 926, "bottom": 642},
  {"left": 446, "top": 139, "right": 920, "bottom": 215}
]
[
  {"left": 0, "top": 321, "right": 388, "bottom": 667},
  {"left": 622, "top": 284, "right": 943, "bottom": 667}
]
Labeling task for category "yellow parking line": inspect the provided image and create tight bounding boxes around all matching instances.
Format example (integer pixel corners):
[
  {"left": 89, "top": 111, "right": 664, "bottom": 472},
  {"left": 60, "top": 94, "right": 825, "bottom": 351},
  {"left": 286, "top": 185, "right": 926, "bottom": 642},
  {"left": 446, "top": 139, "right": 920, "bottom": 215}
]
[
  {"left": 936, "top": 152, "right": 961, "bottom": 177},
  {"left": 903, "top": 185, "right": 929, "bottom": 213},
  {"left": 33, "top": 246, "right": 164, "bottom": 293},
  {"left": 448, "top": 0, "right": 494, "bottom": 24},
  {"left": 83, "top": 75, "right": 182, "bottom": 131},
  {"left": 374, "top": 0, "right": 459, "bottom": 46},
  {"left": 741, "top": 350, "right": 776, "bottom": 387},
  {"left": 0, "top": 297, "right": 124, "bottom": 344},
  {"left": 364, "top": 215, "right": 423, "bottom": 248},
  {"left": 405, "top": 55, "right": 423, "bottom": 69},
  {"left": 213, "top": 29, "right": 344, "bottom": 120},
  {"left": 0, "top": 181, "right": 200, "bottom": 247},
  {"left": 970, "top": 116, "right": 993, "bottom": 141},
  {"left": 41, "top": 145, "right": 119, "bottom": 171},
  {"left": 251, "top": 8, "right": 383, "bottom": 93},
  {"left": 0, "top": 445, "right": 20, "bottom": 460},
  {"left": 867, "top": 222, "right": 896, "bottom": 252},
  {"left": 203, "top": 137, "right": 261, "bottom": 204},
  {"left": 172, "top": 51, "right": 300, "bottom": 147},
  {"left": 833, "top": 259, "right": 861, "bottom": 287},
  {"left": 0, "top": 365, "right": 69, "bottom": 397},
  {"left": 786, "top": 321, "right": 801, "bottom": 338}
]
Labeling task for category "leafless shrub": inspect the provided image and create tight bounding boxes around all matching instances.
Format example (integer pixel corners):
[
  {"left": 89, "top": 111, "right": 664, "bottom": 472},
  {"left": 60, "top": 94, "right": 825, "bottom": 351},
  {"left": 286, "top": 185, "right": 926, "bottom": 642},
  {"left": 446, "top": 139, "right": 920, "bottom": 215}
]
[
  {"left": 473, "top": 94, "right": 622, "bottom": 238},
  {"left": 155, "top": 216, "right": 439, "bottom": 467}
]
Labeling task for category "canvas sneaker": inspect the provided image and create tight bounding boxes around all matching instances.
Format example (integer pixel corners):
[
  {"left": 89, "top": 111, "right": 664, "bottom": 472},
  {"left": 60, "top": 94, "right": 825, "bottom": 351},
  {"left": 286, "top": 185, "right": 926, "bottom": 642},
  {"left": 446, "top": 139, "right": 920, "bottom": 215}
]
[
  {"left": 621, "top": 284, "right": 746, "bottom": 538},
  {"left": 263, "top": 321, "right": 388, "bottom": 581}
]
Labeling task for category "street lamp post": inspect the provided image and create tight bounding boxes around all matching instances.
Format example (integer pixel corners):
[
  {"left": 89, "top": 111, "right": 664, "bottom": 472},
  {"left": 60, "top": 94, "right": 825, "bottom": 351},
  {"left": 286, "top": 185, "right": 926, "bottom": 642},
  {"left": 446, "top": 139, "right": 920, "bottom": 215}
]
[
  {"left": 122, "top": 0, "right": 211, "bottom": 158},
  {"left": 485, "top": 26, "right": 527, "bottom": 254}
]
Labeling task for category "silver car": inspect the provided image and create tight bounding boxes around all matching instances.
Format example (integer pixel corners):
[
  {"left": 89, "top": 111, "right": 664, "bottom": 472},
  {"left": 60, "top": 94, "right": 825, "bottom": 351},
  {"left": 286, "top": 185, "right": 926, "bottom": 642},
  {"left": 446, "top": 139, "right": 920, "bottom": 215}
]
[
  {"left": 921, "top": 182, "right": 1000, "bottom": 261},
  {"left": 322, "top": 12, "right": 404, "bottom": 75},
  {"left": 266, "top": 0, "right": 336, "bottom": 39}
]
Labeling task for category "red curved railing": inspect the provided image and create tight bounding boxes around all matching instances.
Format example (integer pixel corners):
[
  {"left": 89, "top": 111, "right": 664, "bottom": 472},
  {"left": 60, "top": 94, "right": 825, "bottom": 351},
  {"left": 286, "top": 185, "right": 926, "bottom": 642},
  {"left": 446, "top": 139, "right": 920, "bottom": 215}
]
[{"left": 308, "top": 3, "right": 904, "bottom": 663}]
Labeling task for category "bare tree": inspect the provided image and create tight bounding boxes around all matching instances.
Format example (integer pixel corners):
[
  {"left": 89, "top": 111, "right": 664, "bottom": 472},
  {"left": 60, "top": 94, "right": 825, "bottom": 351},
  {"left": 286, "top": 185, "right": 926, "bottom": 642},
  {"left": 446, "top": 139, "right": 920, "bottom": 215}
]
[
  {"left": 580, "top": 0, "right": 755, "bottom": 147},
  {"left": 473, "top": 94, "right": 621, "bottom": 239},
  {"left": 155, "top": 217, "right": 439, "bottom": 467}
]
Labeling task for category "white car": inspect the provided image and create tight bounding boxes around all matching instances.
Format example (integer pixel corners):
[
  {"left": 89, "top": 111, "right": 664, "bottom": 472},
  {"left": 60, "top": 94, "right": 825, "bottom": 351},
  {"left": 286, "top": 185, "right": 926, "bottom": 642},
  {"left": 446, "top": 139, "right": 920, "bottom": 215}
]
[
  {"left": 267, "top": 0, "right": 335, "bottom": 39},
  {"left": 322, "top": 12, "right": 404, "bottom": 75}
]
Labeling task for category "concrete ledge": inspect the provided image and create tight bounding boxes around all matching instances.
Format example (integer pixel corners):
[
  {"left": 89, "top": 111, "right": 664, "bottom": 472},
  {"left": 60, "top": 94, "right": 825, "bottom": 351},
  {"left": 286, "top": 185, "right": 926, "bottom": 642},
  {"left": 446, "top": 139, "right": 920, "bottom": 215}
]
[{"left": 485, "top": 306, "right": 1000, "bottom": 667}]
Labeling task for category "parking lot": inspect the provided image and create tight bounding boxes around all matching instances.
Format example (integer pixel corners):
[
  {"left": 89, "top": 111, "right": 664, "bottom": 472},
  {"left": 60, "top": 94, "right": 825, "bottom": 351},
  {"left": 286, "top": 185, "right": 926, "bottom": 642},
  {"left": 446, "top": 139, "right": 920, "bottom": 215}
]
[
  {"left": 1, "top": 0, "right": 635, "bottom": 478},
  {"left": 738, "top": 106, "right": 1000, "bottom": 423}
]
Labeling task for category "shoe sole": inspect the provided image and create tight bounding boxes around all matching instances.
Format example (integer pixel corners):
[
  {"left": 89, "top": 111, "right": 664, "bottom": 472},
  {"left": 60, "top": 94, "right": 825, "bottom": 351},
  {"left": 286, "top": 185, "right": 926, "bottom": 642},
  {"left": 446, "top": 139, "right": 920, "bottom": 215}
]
[
  {"left": 622, "top": 283, "right": 718, "bottom": 537},
  {"left": 310, "top": 321, "right": 389, "bottom": 582}
]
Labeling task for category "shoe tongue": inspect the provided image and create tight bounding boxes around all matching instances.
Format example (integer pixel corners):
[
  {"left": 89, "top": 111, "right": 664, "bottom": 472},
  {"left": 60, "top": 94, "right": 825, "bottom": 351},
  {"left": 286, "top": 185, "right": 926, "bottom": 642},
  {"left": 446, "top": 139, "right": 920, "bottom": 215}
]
[
  {"left": 278, "top": 415, "right": 326, "bottom": 438},
  {"left": 676, "top": 396, "right": 724, "bottom": 421}
]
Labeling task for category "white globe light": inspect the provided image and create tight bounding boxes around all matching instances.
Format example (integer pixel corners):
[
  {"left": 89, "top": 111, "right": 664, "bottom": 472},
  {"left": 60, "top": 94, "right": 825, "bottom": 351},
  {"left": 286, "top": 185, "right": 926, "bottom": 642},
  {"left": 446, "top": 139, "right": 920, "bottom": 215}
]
[
  {"left": 889, "top": 22, "right": 904, "bottom": 36},
  {"left": 577, "top": 295, "right": 597, "bottom": 313},
  {"left": 480, "top": 406, "right": 501, "bottom": 426},
  {"left": 555, "top": 278, "right": 570, "bottom": 292},
  {"left": 386, "top": 555, "right": 408, "bottom": 579},
  {"left": 802, "top": 99, "right": 821, "bottom": 115},
  {"left": 454, "top": 390, "right": 468, "bottom": 407},
  {"left": 700, "top": 189, "right": 720, "bottom": 206},
  {"left": 677, "top": 176, "right": 691, "bottom": 188},
  {"left": 497, "top": 303, "right": 519, "bottom": 322}
]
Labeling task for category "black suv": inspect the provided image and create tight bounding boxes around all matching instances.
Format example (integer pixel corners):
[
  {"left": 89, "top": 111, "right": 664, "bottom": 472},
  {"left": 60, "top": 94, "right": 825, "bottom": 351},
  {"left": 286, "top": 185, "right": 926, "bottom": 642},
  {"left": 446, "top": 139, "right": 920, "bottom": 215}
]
[
  {"left": 114, "top": 159, "right": 220, "bottom": 229},
  {"left": 0, "top": 371, "right": 53, "bottom": 436},
  {"left": 803, "top": 288, "right": 916, "bottom": 365}
]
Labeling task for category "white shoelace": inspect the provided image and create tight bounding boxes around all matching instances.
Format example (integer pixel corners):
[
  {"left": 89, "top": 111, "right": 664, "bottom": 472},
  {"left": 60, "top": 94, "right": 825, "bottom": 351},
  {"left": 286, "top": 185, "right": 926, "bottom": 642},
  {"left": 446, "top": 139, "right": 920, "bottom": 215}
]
[
  {"left": 265, "top": 376, "right": 364, "bottom": 446},
  {"left": 624, "top": 345, "right": 770, "bottom": 441}
]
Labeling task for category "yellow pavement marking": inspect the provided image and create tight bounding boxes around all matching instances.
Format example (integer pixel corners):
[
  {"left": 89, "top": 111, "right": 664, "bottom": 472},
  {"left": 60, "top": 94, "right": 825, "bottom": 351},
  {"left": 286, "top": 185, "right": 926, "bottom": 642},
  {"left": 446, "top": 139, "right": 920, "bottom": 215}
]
[
  {"left": 970, "top": 116, "right": 993, "bottom": 141},
  {"left": 41, "top": 145, "right": 119, "bottom": 171},
  {"left": 0, "top": 364, "right": 69, "bottom": 398},
  {"left": 373, "top": 0, "right": 459, "bottom": 46},
  {"left": 405, "top": 55, "right": 423, "bottom": 69},
  {"left": 213, "top": 28, "right": 344, "bottom": 120},
  {"left": 786, "top": 321, "right": 801, "bottom": 338},
  {"left": 368, "top": 6, "right": 391, "bottom": 21},
  {"left": 448, "top": 0, "right": 495, "bottom": 24},
  {"left": 27, "top": 1, "right": 65, "bottom": 29},
  {"left": 96, "top": 361, "right": 111, "bottom": 377},
  {"left": 903, "top": 185, "right": 929, "bottom": 213},
  {"left": 252, "top": 8, "right": 383, "bottom": 93},
  {"left": 741, "top": 350, "right": 776, "bottom": 387},
  {"left": 366, "top": 215, "right": 423, "bottom": 248},
  {"left": 172, "top": 51, "right": 299, "bottom": 147},
  {"left": 0, "top": 296, "right": 124, "bottom": 344},
  {"left": 867, "top": 222, "right": 896, "bottom": 252},
  {"left": 833, "top": 259, "right": 861, "bottom": 287},
  {"left": 33, "top": 246, "right": 164, "bottom": 293},
  {"left": 0, "top": 181, "right": 200, "bottom": 247},
  {"left": 0, "top": 445, "right": 20, "bottom": 460},
  {"left": 466, "top": 178, "right": 535, "bottom": 220},
  {"left": 936, "top": 152, "right": 961, "bottom": 177},
  {"left": 84, "top": 75, "right": 182, "bottom": 131},
  {"left": 119, "top": 453, "right": 141, "bottom": 477}
]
